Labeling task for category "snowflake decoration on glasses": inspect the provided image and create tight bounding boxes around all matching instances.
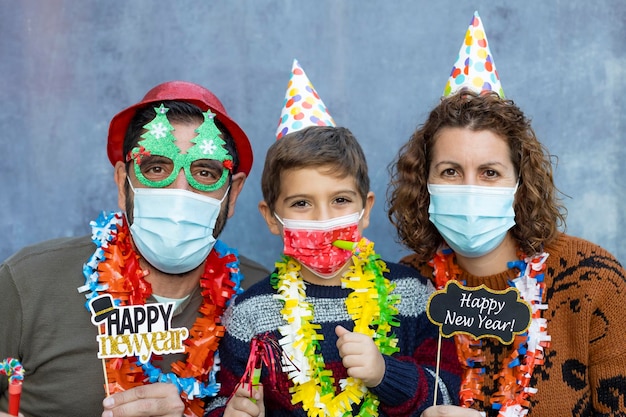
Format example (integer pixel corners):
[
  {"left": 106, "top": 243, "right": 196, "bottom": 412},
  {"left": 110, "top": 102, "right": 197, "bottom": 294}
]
[
  {"left": 150, "top": 122, "right": 168, "bottom": 139},
  {"left": 199, "top": 139, "right": 218, "bottom": 155}
]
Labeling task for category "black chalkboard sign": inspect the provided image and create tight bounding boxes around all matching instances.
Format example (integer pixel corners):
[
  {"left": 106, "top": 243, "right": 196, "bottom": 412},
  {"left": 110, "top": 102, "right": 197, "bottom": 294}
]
[{"left": 427, "top": 281, "right": 532, "bottom": 344}]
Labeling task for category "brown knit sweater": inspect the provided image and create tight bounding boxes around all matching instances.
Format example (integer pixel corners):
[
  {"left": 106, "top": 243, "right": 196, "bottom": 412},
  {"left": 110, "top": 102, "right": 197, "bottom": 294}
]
[{"left": 401, "top": 233, "right": 626, "bottom": 416}]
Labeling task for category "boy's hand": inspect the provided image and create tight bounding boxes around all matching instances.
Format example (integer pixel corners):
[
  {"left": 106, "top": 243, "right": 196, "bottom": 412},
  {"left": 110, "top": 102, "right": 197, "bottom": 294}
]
[
  {"left": 224, "top": 384, "right": 265, "bottom": 417},
  {"left": 335, "top": 325, "right": 385, "bottom": 387}
]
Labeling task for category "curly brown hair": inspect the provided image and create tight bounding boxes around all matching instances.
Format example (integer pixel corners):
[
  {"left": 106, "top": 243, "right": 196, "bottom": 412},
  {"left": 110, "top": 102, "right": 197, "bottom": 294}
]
[{"left": 387, "top": 91, "right": 566, "bottom": 262}]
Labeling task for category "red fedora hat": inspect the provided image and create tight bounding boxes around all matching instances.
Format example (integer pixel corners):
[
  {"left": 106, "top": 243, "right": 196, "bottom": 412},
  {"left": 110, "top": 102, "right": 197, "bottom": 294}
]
[{"left": 107, "top": 80, "right": 253, "bottom": 175}]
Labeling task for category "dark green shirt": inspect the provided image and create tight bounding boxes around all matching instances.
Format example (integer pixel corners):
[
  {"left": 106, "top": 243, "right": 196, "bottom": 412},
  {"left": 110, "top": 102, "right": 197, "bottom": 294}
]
[{"left": 0, "top": 235, "right": 268, "bottom": 417}]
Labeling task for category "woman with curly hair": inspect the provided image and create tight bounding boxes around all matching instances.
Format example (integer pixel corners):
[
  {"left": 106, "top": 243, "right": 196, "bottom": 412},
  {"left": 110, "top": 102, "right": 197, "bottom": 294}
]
[{"left": 387, "top": 90, "right": 626, "bottom": 416}]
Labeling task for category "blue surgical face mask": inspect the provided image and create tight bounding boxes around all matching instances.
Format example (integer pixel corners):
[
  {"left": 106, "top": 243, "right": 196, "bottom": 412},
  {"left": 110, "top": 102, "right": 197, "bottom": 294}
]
[
  {"left": 427, "top": 183, "right": 517, "bottom": 258},
  {"left": 127, "top": 180, "right": 229, "bottom": 274}
]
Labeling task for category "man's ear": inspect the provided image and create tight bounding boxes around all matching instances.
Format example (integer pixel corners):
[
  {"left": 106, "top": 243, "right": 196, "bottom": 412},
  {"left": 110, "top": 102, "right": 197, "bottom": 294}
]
[
  {"left": 258, "top": 201, "right": 281, "bottom": 236},
  {"left": 113, "top": 161, "right": 128, "bottom": 212},
  {"left": 225, "top": 172, "right": 246, "bottom": 219},
  {"left": 360, "top": 191, "right": 376, "bottom": 230}
]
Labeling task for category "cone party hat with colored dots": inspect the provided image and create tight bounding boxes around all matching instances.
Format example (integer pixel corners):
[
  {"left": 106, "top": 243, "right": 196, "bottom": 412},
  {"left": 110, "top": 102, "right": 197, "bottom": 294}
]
[
  {"left": 275, "top": 59, "right": 336, "bottom": 140},
  {"left": 443, "top": 11, "right": 504, "bottom": 98}
]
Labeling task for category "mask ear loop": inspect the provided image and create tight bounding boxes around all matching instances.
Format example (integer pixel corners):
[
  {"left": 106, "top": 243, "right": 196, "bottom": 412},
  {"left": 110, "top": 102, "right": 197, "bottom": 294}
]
[
  {"left": 127, "top": 176, "right": 137, "bottom": 193},
  {"left": 273, "top": 213, "right": 285, "bottom": 226},
  {"left": 216, "top": 186, "right": 231, "bottom": 204}
]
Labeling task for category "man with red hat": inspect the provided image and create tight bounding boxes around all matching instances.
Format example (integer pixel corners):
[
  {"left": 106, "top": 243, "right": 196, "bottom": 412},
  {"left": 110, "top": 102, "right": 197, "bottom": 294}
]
[{"left": 0, "top": 81, "right": 267, "bottom": 417}]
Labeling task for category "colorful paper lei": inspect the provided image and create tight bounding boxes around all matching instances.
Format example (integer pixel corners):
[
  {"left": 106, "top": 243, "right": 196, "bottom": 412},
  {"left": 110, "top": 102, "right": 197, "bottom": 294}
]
[
  {"left": 78, "top": 211, "right": 242, "bottom": 417},
  {"left": 272, "top": 238, "right": 400, "bottom": 417},
  {"left": 430, "top": 245, "right": 551, "bottom": 417}
]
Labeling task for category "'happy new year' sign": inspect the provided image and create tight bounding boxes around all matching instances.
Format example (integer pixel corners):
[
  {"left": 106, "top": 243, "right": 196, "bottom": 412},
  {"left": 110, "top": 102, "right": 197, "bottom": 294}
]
[
  {"left": 88, "top": 294, "right": 189, "bottom": 363},
  {"left": 427, "top": 281, "right": 531, "bottom": 344}
]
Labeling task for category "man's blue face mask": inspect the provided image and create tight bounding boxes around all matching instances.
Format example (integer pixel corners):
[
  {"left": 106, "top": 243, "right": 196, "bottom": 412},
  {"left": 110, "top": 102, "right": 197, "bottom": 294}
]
[{"left": 128, "top": 179, "right": 229, "bottom": 274}]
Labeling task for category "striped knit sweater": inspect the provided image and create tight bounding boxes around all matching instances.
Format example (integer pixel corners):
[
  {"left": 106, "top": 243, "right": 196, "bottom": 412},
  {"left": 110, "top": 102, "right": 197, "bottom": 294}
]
[
  {"left": 204, "top": 261, "right": 462, "bottom": 416},
  {"left": 401, "top": 233, "right": 626, "bottom": 416}
]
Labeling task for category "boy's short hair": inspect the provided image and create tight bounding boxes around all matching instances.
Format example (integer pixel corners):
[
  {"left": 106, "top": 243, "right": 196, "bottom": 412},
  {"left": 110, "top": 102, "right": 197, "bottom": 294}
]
[{"left": 261, "top": 126, "right": 370, "bottom": 212}]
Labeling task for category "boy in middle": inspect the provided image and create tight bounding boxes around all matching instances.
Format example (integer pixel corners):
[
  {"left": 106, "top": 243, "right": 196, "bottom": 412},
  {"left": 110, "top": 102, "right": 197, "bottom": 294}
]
[{"left": 204, "top": 60, "right": 460, "bottom": 417}]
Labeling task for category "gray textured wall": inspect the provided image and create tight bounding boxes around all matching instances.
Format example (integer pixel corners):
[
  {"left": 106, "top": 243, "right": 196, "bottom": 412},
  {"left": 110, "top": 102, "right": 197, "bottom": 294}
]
[{"left": 1, "top": 1, "right": 624, "bottom": 270}]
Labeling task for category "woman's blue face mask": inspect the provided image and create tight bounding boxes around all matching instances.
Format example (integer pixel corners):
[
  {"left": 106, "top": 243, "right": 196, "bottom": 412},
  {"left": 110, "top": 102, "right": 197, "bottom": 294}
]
[{"left": 427, "top": 183, "right": 517, "bottom": 257}]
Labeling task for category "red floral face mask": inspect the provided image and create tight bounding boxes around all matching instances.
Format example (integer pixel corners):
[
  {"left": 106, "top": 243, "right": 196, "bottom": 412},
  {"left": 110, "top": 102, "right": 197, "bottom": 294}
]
[{"left": 276, "top": 211, "right": 363, "bottom": 279}]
